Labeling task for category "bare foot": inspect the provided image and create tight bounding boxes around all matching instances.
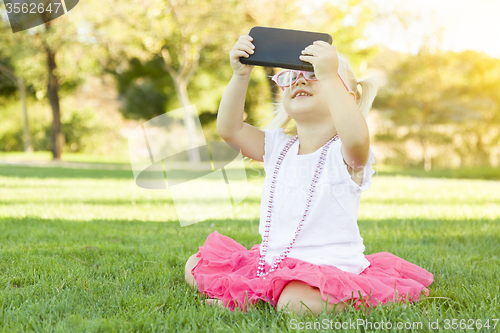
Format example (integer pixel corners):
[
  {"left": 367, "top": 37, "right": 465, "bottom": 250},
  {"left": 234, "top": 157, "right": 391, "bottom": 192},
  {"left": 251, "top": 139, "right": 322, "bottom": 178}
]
[
  {"left": 203, "top": 298, "right": 226, "bottom": 308},
  {"left": 202, "top": 298, "right": 257, "bottom": 311}
]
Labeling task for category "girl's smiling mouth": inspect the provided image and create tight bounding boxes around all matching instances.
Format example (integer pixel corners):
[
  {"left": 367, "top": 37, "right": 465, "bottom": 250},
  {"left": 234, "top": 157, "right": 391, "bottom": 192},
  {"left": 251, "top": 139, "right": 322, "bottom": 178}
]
[{"left": 292, "top": 90, "right": 313, "bottom": 99}]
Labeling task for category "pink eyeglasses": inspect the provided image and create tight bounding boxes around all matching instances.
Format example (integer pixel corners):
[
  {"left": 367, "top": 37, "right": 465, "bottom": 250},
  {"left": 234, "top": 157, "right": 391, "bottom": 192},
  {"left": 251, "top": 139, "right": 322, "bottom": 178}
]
[{"left": 271, "top": 69, "right": 355, "bottom": 98}]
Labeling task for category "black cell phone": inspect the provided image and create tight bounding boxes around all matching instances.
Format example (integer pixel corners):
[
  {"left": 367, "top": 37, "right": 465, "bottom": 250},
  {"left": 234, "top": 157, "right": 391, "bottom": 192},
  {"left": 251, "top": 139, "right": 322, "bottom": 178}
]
[{"left": 239, "top": 26, "right": 333, "bottom": 71}]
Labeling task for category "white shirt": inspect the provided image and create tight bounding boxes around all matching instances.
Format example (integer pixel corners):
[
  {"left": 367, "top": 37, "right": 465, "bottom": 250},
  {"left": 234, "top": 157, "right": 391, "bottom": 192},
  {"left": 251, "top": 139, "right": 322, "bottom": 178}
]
[{"left": 259, "top": 128, "right": 376, "bottom": 275}]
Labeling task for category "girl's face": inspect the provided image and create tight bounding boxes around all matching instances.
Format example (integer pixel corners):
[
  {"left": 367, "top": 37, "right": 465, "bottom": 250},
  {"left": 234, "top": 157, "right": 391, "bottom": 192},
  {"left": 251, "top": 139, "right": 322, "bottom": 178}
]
[{"left": 282, "top": 73, "right": 332, "bottom": 121}]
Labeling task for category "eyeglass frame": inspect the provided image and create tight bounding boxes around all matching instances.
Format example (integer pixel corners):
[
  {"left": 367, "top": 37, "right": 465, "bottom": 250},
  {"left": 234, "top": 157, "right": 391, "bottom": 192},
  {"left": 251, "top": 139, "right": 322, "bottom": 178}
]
[{"left": 271, "top": 69, "right": 355, "bottom": 99}]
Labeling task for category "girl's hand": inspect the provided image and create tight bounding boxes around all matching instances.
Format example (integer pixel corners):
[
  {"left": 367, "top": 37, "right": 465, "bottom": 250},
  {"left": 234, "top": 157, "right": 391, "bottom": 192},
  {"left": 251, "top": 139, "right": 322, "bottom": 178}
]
[
  {"left": 299, "top": 41, "right": 339, "bottom": 82},
  {"left": 229, "top": 35, "right": 255, "bottom": 77}
]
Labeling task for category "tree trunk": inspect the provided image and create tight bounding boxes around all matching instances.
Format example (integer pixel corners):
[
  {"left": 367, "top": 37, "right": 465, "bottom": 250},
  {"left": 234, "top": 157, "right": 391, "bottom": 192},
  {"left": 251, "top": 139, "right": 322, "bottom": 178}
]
[
  {"left": 422, "top": 137, "right": 432, "bottom": 171},
  {"left": 46, "top": 45, "right": 64, "bottom": 160},
  {"left": 475, "top": 132, "right": 487, "bottom": 166},
  {"left": 0, "top": 63, "right": 33, "bottom": 153},
  {"left": 173, "top": 80, "right": 201, "bottom": 165},
  {"left": 18, "top": 78, "right": 33, "bottom": 153},
  {"left": 160, "top": 44, "right": 202, "bottom": 166},
  {"left": 421, "top": 106, "right": 431, "bottom": 171}
]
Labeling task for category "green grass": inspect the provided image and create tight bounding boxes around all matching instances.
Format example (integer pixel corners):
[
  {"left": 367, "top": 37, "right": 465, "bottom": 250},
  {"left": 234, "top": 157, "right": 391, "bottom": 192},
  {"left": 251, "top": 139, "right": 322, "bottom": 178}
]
[
  {"left": 0, "top": 159, "right": 499, "bottom": 332},
  {"left": 0, "top": 151, "right": 130, "bottom": 165}
]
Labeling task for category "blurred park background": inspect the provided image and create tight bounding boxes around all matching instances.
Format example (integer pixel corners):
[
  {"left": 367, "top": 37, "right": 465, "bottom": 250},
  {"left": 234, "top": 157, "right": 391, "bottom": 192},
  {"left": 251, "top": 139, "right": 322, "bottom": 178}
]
[
  {"left": 1, "top": 1, "right": 500, "bottom": 330},
  {"left": 1, "top": 0, "right": 499, "bottom": 172}
]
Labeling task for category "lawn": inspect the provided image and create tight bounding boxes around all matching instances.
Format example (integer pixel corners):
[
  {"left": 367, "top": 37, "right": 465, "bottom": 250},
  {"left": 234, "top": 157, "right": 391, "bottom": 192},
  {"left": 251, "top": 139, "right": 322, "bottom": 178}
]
[{"left": 0, "top": 158, "right": 499, "bottom": 332}]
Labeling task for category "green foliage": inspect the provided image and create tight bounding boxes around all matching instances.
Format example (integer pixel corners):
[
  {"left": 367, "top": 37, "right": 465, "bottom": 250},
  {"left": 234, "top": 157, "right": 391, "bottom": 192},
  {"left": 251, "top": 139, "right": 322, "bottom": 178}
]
[
  {"left": 101, "top": 0, "right": 256, "bottom": 121},
  {"left": 0, "top": 61, "right": 18, "bottom": 98},
  {"left": 0, "top": 15, "right": 94, "bottom": 99},
  {"left": 373, "top": 49, "right": 500, "bottom": 168},
  {"left": 121, "top": 78, "right": 170, "bottom": 120},
  {"left": 2, "top": 0, "right": 382, "bottom": 158},
  {"left": 0, "top": 75, "right": 16, "bottom": 97},
  {"left": 0, "top": 116, "right": 22, "bottom": 151},
  {"left": 113, "top": 57, "right": 176, "bottom": 120},
  {"left": 0, "top": 98, "right": 119, "bottom": 154},
  {"left": 61, "top": 107, "right": 107, "bottom": 153}
]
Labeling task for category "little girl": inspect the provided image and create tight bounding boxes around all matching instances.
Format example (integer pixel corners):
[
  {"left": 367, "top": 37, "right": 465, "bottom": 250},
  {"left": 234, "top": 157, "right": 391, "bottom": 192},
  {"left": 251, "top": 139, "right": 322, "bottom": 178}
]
[{"left": 185, "top": 34, "right": 433, "bottom": 316}]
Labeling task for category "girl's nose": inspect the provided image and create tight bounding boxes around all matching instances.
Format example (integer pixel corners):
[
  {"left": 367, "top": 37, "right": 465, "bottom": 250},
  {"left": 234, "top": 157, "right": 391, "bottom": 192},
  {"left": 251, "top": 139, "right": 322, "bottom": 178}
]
[{"left": 294, "top": 73, "right": 308, "bottom": 85}]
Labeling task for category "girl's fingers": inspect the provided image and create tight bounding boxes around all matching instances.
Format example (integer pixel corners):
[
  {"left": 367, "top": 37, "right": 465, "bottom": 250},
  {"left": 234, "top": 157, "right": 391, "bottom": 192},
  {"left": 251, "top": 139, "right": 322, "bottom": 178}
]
[
  {"left": 232, "top": 50, "right": 250, "bottom": 58},
  {"left": 313, "top": 41, "right": 336, "bottom": 51},
  {"left": 231, "top": 42, "right": 253, "bottom": 54},
  {"left": 239, "top": 35, "right": 253, "bottom": 42},
  {"left": 233, "top": 36, "right": 254, "bottom": 55},
  {"left": 299, "top": 55, "right": 314, "bottom": 63},
  {"left": 313, "top": 40, "right": 331, "bottom": 47},
  {"left": 241, "top": 39, "right": 255, "bottom": 47},
  {"left": 235, "top": 45, "right": 254, "bottom": 55},
  {"left": 241, "top": 40, "right": 255, "bottom": 49},
  {"left": 302, "top": 45, "right": 323, "bottom": 55},
  {"left": 239, "top": 40, "right": 255, "bottom": 51},
  {"left": 304, "top": 42, "right": 335, "bottom": 52}
]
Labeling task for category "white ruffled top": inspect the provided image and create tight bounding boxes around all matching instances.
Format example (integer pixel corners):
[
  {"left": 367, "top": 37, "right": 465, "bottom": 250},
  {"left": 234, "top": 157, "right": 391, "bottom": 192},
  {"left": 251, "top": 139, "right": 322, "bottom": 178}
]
[{"left": 259, "top": 128, "right": 376, "bottom": 274}]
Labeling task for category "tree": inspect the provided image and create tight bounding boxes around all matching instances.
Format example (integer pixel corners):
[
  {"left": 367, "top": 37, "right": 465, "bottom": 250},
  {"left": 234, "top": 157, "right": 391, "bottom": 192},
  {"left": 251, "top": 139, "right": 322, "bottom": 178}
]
[
  {"left": 41, "top": 21, "right": 64, "bottom": 159},
  {"left": 0, "top": 5, "right": 104, "bottom": 159},
  {"left": 0, "top": 18, "right": 33, "bottom": 152},
  {"left": 0, "top": 62, "right": 33, "bottom": 153},
  {"left": 373, "top": 48, "right": 500, "bottom": 169},
  {"left": 95, "top": 0, "right": 247, "bottom": 164}
]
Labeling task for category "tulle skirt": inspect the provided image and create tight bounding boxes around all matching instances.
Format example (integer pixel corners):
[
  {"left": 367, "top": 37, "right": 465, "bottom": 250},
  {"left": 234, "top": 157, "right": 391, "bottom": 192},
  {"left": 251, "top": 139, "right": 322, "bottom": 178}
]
[{"left": 191, "top": 231, "right": 434, "bottom": 312}]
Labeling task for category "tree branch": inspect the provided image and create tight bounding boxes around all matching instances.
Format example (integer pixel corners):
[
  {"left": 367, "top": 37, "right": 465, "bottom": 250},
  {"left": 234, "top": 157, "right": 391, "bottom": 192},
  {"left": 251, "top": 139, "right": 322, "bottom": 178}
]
[
  {"left": 184, "top": 47, "right": 200, "bottom": 84},
  {"left": 161, "top": 48, "right": 178, "bottom": 80}
]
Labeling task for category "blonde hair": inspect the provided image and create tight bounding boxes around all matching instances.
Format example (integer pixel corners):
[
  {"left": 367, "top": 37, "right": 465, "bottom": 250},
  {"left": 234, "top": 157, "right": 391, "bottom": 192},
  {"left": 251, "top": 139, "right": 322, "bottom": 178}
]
[{"left": 243, "top": 52, "right": 378, "bottom": 163}]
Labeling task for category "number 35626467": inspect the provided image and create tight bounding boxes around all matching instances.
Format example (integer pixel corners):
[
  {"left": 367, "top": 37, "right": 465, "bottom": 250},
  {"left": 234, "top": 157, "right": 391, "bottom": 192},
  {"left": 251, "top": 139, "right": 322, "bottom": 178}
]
[{"left": 5, "top": 2, "right": 62, "bottom": 14}]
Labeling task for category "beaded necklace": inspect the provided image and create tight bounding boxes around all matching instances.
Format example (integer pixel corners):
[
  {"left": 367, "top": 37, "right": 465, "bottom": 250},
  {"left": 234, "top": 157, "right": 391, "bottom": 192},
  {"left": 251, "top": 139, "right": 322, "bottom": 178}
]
[{"left": 257, "top": 133, "right": 340, "bottom": 278}]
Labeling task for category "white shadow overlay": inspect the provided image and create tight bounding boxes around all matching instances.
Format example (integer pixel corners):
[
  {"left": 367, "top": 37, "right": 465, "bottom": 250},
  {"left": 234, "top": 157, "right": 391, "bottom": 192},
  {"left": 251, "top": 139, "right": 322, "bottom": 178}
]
[{"left": 128, "top": 105, "right": 248, "bottom": 226}]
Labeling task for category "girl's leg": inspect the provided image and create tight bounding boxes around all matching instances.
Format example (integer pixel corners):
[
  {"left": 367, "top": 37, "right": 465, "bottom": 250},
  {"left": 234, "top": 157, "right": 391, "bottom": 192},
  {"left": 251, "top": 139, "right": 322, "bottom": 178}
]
[
  {"left": 185, "top": 254, "right": 201, "bottom": 288},
  {"left": 185, "top": 254, "right": 225, "bottom": 307},
  {"left": 277, "top": 280, "right": 352, "bottom": 316},
  {"left": 203, "top": 299, "right": 225, "bottom": 306}
]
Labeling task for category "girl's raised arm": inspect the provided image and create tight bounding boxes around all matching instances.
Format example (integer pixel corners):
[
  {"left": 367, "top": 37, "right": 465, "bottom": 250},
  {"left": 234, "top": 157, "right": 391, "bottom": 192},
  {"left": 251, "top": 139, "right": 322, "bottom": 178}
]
[{"left": 217, "top": 35, "right": 266, "bottom": 162}]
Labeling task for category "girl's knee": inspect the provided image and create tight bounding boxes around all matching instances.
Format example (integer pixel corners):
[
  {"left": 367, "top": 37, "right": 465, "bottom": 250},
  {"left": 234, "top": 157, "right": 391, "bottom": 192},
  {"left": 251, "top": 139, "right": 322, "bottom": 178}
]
[
  {"left": 276, "top": 280, "right": 315, "bottom": 314},
  {"left": 184, "top": 254, "right": 201, "bottom": 287},
  {"left": 277, "top": 280, "right": 351, "bottom": 316}
]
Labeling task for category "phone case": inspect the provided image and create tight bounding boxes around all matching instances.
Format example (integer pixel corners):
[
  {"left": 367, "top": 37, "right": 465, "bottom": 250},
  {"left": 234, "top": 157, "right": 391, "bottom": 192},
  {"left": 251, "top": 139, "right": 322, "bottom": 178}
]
[{"left": 239, "top": 26, "right": 333, "bottom": 71}]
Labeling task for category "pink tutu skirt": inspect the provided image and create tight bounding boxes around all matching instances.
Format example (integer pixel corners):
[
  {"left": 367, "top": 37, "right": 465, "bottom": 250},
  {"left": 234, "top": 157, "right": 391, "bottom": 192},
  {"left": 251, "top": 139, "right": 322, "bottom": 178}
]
[{"left": 191, "top": 231, "right": 434, "bottom": 312}]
